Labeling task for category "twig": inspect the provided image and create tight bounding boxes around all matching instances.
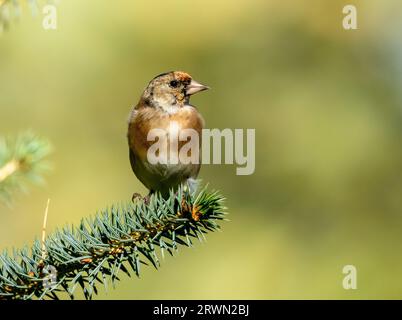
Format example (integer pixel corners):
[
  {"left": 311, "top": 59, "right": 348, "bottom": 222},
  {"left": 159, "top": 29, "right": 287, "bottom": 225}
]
[
  {"left": 0, "top": 160, "right": 19, "bottom": 182},
  {"left": 41, "top": 198, "right": 51, "bottom": 261}
]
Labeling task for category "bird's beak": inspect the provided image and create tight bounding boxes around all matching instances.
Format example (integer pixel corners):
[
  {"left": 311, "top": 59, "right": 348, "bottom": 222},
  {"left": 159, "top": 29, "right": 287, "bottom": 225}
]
[{"left": 186, "top": 80, "right": 210, "bottom": 96}]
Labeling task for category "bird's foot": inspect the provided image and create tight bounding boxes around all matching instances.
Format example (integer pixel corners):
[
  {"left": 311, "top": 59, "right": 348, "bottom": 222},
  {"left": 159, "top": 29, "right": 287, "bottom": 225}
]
[
  {"left": 131, "top": 192, "right": 150, "bottom": 205},
  {"left": 131, "top": 192, "right": 142, "bottom": 203},
  {"left": 143, "top": 195, "right": 150, "bottom": 205}
]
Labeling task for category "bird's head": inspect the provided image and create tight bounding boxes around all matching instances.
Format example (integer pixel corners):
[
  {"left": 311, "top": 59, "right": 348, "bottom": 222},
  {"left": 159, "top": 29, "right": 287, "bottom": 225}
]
[{"left": 142, "top": 71, "right": 209, "bottom": 111}]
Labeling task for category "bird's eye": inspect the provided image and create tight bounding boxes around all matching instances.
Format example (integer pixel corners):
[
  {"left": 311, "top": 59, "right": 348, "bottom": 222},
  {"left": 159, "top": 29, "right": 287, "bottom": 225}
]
[{"left": 169, "top": 80, "right": 179, "bottom": 88}]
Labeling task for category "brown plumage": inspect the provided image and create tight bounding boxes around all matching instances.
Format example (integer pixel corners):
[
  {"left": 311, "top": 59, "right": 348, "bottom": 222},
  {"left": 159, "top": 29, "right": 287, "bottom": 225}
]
[{"left": 127, "top": 71, "right": 209, "bottom": 197}]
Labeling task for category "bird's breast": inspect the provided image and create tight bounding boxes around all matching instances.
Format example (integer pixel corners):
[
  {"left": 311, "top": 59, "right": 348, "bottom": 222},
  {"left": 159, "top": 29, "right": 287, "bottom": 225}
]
[{"left": 128, "top": 105, "right": 204, "bottom": 161}]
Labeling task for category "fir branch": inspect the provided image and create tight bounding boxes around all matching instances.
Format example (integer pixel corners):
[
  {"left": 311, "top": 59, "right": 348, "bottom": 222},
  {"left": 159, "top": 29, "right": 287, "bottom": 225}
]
[
  {"left": 0, "top": 132, "right": 51, "bottom": 203},
  {"left": 0, "top": 187, "right": 227, "bottom": 300}
]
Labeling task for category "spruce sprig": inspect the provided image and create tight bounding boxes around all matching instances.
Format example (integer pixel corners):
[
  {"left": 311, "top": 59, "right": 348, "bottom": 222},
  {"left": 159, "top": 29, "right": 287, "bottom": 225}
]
[
  {"left": 0, "top": 132, "right": 51, "bottom": 204},
  {"left": 0, "top": 187, "right": 227, "bottom": 300}
]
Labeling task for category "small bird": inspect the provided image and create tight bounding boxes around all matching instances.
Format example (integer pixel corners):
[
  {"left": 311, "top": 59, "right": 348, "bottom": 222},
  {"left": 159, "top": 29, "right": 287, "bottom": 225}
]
[{"left": 127, "top": 71, "right": 209, "bottom": 198}]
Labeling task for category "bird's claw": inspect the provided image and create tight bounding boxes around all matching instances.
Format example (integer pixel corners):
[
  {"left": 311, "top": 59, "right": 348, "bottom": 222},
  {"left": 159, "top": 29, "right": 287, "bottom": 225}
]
[
  {"left": 131, "top": 192, "right": 150, "bottom": 205},
  {"left": 131, "top": 193, "right": 142, "bottom": 203}
]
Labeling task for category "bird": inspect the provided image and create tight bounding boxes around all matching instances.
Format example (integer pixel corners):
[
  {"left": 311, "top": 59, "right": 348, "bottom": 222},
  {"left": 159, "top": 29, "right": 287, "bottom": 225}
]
[{"left": 127, "top": 71, "right": 209, "bottom": 199}]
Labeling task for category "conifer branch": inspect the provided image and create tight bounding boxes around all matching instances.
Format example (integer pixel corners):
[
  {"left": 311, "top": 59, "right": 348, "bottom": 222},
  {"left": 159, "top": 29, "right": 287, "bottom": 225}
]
[
  {"left": 0, "top": 187, "right": 227, "bottom": 300},
  {"left": 0, "top": 132, "right": 51, "bottom": 204}
]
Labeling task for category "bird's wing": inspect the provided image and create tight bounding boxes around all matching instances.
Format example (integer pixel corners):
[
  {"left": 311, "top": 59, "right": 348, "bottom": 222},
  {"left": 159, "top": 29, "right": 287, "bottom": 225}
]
[
  {"left": 127, "top": 104, "right": 138, "bottom": 125},
  {"left": 127, "top": 104, "right": 139, "bottom": 176},
  {"left": 129, "top": 148, "right": 136, "bottom": 172}
]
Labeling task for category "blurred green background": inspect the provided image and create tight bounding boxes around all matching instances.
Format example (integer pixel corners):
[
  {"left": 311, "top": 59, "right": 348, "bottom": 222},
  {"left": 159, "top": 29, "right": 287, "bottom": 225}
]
[{"left": 1, "top": 0, "right": 402, "bottom": 299}]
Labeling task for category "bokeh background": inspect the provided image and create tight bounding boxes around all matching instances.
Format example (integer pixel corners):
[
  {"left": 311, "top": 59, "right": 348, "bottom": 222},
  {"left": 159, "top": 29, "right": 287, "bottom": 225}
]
[{"left": 1, "top": 0, "right": 402, "bottom": 299}]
